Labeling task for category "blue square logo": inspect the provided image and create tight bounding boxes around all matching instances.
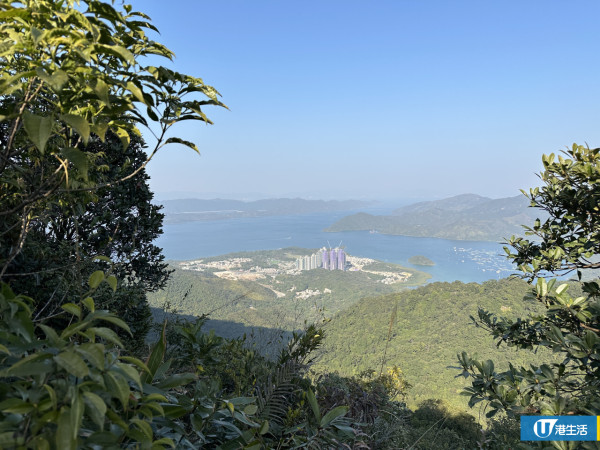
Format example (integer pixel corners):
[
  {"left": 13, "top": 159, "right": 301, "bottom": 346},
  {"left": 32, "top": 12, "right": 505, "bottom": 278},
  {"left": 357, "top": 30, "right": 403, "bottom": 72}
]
[{"left": 521, "top": 416, "right": 598, "bottom": 441}]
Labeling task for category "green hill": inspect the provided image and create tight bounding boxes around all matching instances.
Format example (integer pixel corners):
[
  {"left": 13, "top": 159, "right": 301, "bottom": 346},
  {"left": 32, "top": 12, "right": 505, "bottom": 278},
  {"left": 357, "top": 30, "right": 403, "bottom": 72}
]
[
  {"left": 313, "top": 278, "right": 555, "bottom": 413},
  {"left": 408, "top": 255, "right": 435, "bottom": 266},
  {"left": 325, "top": 193, "right": 544, "bottom": 241},
  {"left": 147, "top": 248, "right": 430, "bottom": 334}
]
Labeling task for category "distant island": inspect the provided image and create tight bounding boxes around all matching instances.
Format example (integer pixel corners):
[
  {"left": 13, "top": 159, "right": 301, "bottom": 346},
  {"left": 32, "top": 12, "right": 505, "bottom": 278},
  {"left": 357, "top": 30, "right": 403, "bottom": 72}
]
[
  {"left": 408, "top": 255, "right": 435, "bottom": 266},
  {"left": 161, "top": 198, "right": 372, "bottom": 223},
  {"left": 325, "top": 193, "right": 544, "bottom": 242}
]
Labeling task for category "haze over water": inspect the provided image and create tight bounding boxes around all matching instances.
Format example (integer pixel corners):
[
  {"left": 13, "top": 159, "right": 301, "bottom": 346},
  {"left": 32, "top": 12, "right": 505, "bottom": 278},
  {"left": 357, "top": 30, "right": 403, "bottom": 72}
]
[{"left": 157, "top": 210, "right": 516, "bottom": 284}]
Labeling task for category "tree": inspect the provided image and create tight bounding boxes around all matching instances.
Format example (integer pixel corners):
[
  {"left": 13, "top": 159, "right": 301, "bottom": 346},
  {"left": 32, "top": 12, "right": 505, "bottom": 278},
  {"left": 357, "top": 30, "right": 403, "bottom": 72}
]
[
  {"left": 0, "top": 0, "right": 225, "bottom": 275},
  {"left": 458, "top": 145, "right": 600, "bottom": 426},
  {"left": 508, "top": 144, "right": 600, "bottom": 280},
  {"left": 0, "top": 0, "right": 224, "bottom": 340},
  {"left": 5, "top": 132, "right": 170, "bottom": 346}
]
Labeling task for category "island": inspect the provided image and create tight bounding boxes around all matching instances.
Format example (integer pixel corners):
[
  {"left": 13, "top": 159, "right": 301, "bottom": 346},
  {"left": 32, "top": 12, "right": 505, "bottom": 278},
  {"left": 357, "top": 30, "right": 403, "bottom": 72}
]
[{"left": 408, "top": 255, "right": 435, "bottom": 266}]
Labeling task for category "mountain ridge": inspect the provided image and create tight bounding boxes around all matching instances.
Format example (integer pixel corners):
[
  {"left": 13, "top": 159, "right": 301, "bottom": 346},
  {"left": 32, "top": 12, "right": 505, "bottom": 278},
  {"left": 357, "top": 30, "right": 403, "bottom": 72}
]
[
  {"left": 325, "top": 193, "right": 543, "bottom": 241},
  {"left": 161, "top": 198, "right": 372, "bottom": 223}
]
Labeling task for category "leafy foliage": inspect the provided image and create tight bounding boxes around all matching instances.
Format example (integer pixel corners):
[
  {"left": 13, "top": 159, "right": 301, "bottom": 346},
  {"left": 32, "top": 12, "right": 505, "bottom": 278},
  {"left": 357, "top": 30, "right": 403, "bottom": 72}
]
[
  {"left": 0, "top": 281, "right": 175, "bottom": 449},
  {"left": 315, "top": 278, "right": 551, "bottom": 412},
  {"left": 0, "top": 0, "right": 225, "bottom": 280},
  {"left": 507, "top": 144, "right": 600, "bottom": 279},
  {"left": 6, "top": 132, "right": 170, "bottom": 349},
  {"left": 457, "top": 145, "right": 600, "bottom": 447}
]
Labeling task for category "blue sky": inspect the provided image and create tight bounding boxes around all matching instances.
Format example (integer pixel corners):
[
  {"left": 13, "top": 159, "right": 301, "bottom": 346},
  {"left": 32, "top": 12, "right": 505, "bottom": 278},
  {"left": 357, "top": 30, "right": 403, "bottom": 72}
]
[{"left": 130, "top": 0, "right": 600, "bottom": 201}]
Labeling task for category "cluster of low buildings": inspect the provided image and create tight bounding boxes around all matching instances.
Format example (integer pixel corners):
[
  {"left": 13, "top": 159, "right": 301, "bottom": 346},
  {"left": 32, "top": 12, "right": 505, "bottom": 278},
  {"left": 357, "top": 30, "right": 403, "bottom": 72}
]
[{"left": 295, "top": 247, "right": 347, "bottom": 271}]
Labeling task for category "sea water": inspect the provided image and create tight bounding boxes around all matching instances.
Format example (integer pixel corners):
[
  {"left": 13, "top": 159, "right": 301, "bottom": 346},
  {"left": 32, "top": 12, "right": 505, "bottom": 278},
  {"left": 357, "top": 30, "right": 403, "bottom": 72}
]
[{"left": 156, "top": 210, "right": 518, "bottom": 283}]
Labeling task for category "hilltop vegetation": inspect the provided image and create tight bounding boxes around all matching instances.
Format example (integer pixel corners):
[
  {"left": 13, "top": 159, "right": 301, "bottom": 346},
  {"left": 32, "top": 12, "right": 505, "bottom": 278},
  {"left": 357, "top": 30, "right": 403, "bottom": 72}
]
[
  {"left": 408, "top": 255, "right": 435, "bottom": 266},
  {"left": 326, "top": 193, "right": 543, "bottom": 241},
  {"left": 313, "top": 278, "right": 554, "bottom": 412}
]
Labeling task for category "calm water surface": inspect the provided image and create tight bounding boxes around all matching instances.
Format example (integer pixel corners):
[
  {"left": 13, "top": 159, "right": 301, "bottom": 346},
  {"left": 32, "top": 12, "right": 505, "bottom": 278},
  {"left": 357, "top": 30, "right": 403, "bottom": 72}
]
[{"left": 156, "top": 211, "right": 517, "bottom": 283}]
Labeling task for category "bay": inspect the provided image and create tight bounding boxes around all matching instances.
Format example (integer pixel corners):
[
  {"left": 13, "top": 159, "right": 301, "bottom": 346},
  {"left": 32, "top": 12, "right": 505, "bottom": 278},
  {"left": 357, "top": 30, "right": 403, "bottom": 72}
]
[{"left": 156, "top": 210, "right": 517, "bottom": 283}]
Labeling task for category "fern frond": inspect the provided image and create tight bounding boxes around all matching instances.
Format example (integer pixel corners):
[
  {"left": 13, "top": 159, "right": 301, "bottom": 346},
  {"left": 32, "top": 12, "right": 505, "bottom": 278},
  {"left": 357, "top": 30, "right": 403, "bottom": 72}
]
[{"left": 256, "top": 359, "right": 300, "bottom": 430}]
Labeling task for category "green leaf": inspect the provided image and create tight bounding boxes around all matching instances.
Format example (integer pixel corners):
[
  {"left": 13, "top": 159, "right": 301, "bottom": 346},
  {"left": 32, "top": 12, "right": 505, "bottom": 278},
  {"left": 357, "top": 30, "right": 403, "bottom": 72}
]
[
  {"left": 111, "top": 45, "right": 135, "bottom": 64},
  {"left": 555, "top": 283, "right": 568, "bottom": 295},
  {"left": 116, "top": 362, "right": 142, "bottom": 389},
  {"left": 44, "top": 384, "right": 57, "bottom": 411},
  {"left": 91, "top": 122, "right": 109, "bottom": 142},
  {"left": 92, "top": 313, "right": 131, "bottom": 334},
  {"left": 0, "top": 8, "right": 31, "bottom": 19},
  {"left": 76, "top": 343, "right": 105, "bottom": 369},
  {"left": 152, "top": 437, "right": 175, "bottom": 448},
  {"left": 155, "top": 373, "right": 196, "bottom": 389},
  {"left": 320, "top": 405, "right": 348, "bottom": 427},
  {"left": 87, "top": 327, "right": 124, "bottom": 347},
  {"left": 56, "top": 408, "right": 76, "bottom": 450},
  {"left": 104, "top": 371, "right": 130, "bottom": 409},
  {"left": 94, "top": 79, "right": 110, "bottom": 105},
  {"left": 127, "top": 81, "right": 146, "bottom": 104},
  {"left": 22, "top": 111, "right": 53, "bottom": 153},
  {"left": 83, "top": 392, "right": 107, "bottom": 428},
  {"left": 584, "top": 331, "right": 599, "bottom": 350},
  {"left": 259, "top": 420, "right": 269, "bottom": 435},
  {"left": 55, "top": 350, "right": 89, "bottom": 378},
  {"left": 482, "top": 360, "right": 494, "bottom": 376},
  {"left": 105, "top": 275, "right": 117, "bottom": 292},
  {"left": 60, "top": 321, "right": 91, "bottom": 340},
  {"left": 7, "top": 353, "right": 53, "bottom": 377},
  {"left": 120, "top": 356, "right": 150, "bottom": 375},
  {"left": 164, "top": 137, "right": 199, "bottom": 154},
  {"left": 88, "top": 270, "right": 105, "bottom": 289},
  {"left": 130, "top": 418, "right": 153, "bottom": 441},
  {"left": 39, "top": 324, "right": 61, "bottom": 345},
  {"left": 142, "top": 321, "right": 166, "bottom": 384},
  {"left": 82, "top": 297, "right": 95, "bottom": 312},
  {"left": 29, "top": 437, "right": 50, "bottom": 450},
  {"left": 306, "top": 388, "right": 320, "bottom": 422},
  {"left": 60, "top": 114, "right": 91, "bottom": 145},
  {"left": 0, "top": 398, "right": 34, "bottom": 414},
  {"left": 114, "top": 127, "right": 130, "bottom": 150},
  {"left": 70, "top": 392, "right": 84, "bottom": 440},
  {"left": 60, "top": 147, "right": 89, "bottom": 182},
  {"left": 61, "top": 303, "right": 81, "bottom": 319}
]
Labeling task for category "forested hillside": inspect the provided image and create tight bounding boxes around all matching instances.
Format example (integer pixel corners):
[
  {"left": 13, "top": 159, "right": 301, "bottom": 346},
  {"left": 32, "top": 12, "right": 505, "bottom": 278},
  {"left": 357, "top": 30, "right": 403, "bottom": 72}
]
[
  {"left": 147, "top": 248, "right": 431, "bottom": 336},
  {"left": 314, "top": 278, "right": 555, "bottom": 412},
  {"left": 326, "top": 194, "right": 543, "bottom": 241}
]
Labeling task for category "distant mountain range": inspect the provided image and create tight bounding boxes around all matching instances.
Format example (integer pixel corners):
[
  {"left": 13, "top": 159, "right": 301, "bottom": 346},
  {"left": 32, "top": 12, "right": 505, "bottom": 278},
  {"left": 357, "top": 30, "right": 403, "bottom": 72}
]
[
  {"left": 325, "top": 193, "right": 544, "bottom": 242},
  {"left": 161, "top": 198, "right": 372, "bottom": 223}
]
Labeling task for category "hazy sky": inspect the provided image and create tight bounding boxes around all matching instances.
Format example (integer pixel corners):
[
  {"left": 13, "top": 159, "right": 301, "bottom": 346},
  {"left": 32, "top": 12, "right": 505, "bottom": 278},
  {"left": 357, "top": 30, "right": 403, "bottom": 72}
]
[{"left": 130, "top": 0, "right": 600, "bottom": 201}]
